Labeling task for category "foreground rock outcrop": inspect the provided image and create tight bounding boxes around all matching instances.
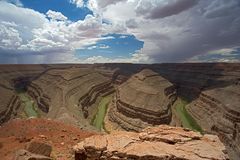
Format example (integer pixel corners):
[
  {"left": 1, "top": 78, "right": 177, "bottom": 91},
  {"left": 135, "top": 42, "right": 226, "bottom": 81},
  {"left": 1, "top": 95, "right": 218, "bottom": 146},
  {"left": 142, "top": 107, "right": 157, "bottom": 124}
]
[
  {"left": 74, "top": 125, "right": 229, "bottom": 160},
  {"left": 14, "top": 141, "right": 53, "bottom": 160},
  {"left": 14, "top": 149, "right": 52, "bottom": 160},
  {"left": 107, "top": 69, "right": 177, "bottom": 131}
]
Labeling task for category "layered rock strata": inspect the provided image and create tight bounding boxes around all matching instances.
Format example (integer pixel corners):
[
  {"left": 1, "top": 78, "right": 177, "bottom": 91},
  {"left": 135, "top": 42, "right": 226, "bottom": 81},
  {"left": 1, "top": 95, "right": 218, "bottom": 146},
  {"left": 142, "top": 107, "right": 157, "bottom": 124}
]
[
  {"left": 149, "top": 63, "right": 240, "bottom": 99},
  {"left": 187, "top": 84, "right": 240, "bottom": 158},
  {"left": 74, "top": 125, "right": 229, "bottom": 160},
  {"left": 0, "top": 86, "right": 21, "bottom": 124},
  {"left": 102, "top": 63, "right": 240, "bottom": 99},
  {"left": 26, "top": 67, "right": 114, "bottom": 127},
  {"left": 108, "top": 69, "right": 177, "bottom": 131}
]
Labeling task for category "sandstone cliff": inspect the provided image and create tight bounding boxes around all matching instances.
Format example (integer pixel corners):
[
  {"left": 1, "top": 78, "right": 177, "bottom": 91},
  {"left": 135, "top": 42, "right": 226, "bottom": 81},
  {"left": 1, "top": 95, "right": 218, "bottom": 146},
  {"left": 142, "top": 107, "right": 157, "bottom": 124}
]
[
  {"left": 107, "top": 69, "right": 177, "bottom": 132},
  {"left": 187, "top": 84, "right": 240, "bottom": 158},
  {"left": 0, "top": 86, "right": 21, "bottom": 125},
  {"left": 26, "top": 67, "right": 115, "bottom": 129},
  {"left": 74, "top": 125, "right": 229, "bottom": 160}
]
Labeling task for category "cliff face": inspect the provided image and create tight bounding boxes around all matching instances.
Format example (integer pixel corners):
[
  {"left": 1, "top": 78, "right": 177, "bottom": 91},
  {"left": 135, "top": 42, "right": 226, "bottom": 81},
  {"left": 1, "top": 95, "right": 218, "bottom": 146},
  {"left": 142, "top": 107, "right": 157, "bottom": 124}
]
[
  {"left": 0, "top": 65, "right": 50, "bottom": 124},
  {"left": 101, "top": 63, "right": 240, "bottom": 159},
  {"left": 0, "top": 86, "right": 21, "bottom": 124},
  {"left": 187, "top": 84, "right": 240, "bottom": 158},
  {"left": 0, "top": 65, "right": 115, "bottom": 129},
  {"left": 26, "top": 67, "right": 114, "bottom": 128},
  {"left": 74, "top": 125, "right": 229, "bottom": 160},
  {"left": 149, "top": 63, "right": 240, "bottom": 99},
  {"left": 107, "top": 69, "right": 177, "bottom": 132}
]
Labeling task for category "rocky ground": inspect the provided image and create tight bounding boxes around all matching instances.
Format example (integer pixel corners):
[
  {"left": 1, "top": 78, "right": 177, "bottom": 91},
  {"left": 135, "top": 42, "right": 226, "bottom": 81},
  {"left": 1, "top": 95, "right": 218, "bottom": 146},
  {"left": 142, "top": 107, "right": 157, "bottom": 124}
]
[
  {"left": 0, "top": 118, "right": 95, "bottom": 160},
  {"left": 1, "top": 119, "right": 229, "bottom": 160},
  {"left": 74, "top": 125, "right": 229, "bottom": 160}
]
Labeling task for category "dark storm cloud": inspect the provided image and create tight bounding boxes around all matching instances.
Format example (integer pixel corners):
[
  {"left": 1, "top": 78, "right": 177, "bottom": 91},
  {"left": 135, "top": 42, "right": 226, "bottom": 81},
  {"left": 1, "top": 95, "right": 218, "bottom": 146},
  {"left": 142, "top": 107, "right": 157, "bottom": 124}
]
[
  {"left": 141, "top": 0, "right": 240, "bottom": 62},
  {"left": 190, "top": 48, "right": 240, "bottom": 62},
  {"left": 204, "top": 0, "right": 240, "bottom": 19},
  {"left": 136, "top": 0, "right": 199, "bottom": 19},
  {"left": 149, "top": 0, "right": 198, "bottom": 19}
]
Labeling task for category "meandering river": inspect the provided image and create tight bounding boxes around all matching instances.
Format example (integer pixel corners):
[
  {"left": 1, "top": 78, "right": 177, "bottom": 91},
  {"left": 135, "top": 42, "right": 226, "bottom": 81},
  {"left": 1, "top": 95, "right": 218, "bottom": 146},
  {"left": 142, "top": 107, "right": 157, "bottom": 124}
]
[{"left": 18, "top": 93, "right": 39, "bottom": 118}]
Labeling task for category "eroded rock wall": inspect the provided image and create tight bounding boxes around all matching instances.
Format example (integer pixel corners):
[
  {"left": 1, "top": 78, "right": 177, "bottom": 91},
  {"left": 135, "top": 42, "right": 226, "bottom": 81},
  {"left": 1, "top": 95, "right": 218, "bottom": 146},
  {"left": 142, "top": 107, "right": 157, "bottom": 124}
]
[
  {"left": 187, "top": 84, "right": 240, "bottom": 158},
  {"left": 0, "top": 87, "right": 21, "bottom": 124},
  {"left": 24, "top": 67, "right": 115, "bottom": 128},
  {"left": 108, "top": 69, "right": 177, "bottom": 131}
]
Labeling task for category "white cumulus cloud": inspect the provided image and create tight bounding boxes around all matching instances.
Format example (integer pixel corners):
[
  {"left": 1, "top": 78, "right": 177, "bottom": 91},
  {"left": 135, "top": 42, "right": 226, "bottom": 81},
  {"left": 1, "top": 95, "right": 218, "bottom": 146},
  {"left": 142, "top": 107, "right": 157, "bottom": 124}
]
[{"left": 46, "top": 10, "right": 68, "bottom": 21}]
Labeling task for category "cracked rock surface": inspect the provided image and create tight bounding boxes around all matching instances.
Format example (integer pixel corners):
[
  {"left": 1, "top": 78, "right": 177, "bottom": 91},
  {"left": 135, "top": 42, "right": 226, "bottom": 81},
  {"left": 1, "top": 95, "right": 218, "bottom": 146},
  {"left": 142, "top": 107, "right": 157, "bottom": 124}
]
[{"left": 74, "top": 125, "right": 229, "bottom": 160}]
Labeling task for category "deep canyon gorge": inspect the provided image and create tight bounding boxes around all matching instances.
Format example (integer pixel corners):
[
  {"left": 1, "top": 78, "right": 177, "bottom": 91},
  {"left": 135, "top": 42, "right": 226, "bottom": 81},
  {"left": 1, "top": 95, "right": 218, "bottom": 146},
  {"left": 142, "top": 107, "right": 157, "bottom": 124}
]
[{"left": 0, "top": 63, "right": 239, "bottom": 160}]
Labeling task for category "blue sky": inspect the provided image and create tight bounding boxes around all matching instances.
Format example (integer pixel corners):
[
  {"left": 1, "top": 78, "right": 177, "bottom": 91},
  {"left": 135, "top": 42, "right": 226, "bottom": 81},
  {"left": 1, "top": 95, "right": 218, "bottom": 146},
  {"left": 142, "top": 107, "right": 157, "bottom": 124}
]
[
  {"left": 0, "top": 0, "right": 239, "bottom": 63},
  {"left": 20, "top": 0, "right": 92, "bottom": 21},
  {"left": 76, "top": 34, "right": 144, "bottom": 59},
  {"left": 15, "top": 0, "right": 144, "bottom": 62}
]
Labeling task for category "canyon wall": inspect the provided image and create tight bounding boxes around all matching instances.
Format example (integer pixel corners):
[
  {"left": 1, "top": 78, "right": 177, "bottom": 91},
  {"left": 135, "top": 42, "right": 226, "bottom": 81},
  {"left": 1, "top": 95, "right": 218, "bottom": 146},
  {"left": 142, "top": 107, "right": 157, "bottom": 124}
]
[
  {"left": 187, "top": 84, "right": 240, "bottom": 158},
  {"left": 101, "top": 63, "right": 240, "bottom": 159},
  {"left": 149, "top": 63, "right": 240, "bottom": 99},
  {"left": 0, "top": 86, "right": 21, "bottom": 124},
  {"left": 107, "top": 69, "right": 177, "bottom": 132},
  {"left": 102, "top": 63, "right": 240, "bottom": 98},
  {"left": 0, "top": 65, "right": 115, "bottom": 129},
  {"left": 25, "top": 67, "right": 115, "bottom": 129},
  {"left": 151, "top": 63, "right": 240, "bottom": 159}
]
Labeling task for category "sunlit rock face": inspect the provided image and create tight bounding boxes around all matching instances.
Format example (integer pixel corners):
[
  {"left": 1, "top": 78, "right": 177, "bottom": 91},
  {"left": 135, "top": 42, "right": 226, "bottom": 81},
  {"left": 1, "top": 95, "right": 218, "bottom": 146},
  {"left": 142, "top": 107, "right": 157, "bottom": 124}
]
[
  {"left": 74, "top": 125, "right": 229, "bottom": 160},
  {"left": 108, "top": 69, "right": 177, "bottom": 132}
]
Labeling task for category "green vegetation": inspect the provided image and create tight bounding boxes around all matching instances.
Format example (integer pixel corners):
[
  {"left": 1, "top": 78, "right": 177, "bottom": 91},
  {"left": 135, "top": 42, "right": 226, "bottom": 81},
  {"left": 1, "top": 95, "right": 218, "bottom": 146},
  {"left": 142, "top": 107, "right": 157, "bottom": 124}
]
[
  {"left": 175, "top": 99, "right": 203, "bottom": 133},
  {"left": 92, "top": 96, "right": 112, "bottom": 131},
  {"left": 18, "top": 93, "right": 39, "bottom": 118}
]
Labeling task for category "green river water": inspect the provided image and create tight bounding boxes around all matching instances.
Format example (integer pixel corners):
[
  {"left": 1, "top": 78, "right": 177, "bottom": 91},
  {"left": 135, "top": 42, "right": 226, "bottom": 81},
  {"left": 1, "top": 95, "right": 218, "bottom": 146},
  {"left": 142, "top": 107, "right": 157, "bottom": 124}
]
[
  {"left": 18, "top": 93, "right": 39, "bottom": 118},
  {"left": 175, "top": 99, "right": 203, "bottom": 133},
  {"left": 92, "top": 96, "right": 112, "bottom": 131}
]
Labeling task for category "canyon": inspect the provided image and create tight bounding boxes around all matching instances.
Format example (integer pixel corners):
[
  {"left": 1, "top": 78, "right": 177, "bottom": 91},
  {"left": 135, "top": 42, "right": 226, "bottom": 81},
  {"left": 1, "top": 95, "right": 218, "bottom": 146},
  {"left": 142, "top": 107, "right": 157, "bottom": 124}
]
[
  {"left": 107, "top": 69, "right": 177, "bottom": 132},
  {"left": 0, "top": 63, "right": 239, "bottom": 159}
]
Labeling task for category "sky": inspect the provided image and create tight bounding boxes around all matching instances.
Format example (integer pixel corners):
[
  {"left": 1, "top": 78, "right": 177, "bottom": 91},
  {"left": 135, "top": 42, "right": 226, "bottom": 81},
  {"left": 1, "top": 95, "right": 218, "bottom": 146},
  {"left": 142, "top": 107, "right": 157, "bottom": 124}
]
[{"left": 0, "top": 0, "right": 240, "bottom": 64}]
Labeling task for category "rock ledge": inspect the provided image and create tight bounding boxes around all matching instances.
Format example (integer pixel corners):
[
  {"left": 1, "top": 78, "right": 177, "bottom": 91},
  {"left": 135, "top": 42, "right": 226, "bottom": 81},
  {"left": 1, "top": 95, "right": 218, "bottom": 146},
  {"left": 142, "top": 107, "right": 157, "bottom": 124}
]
[{"left": 74, "top": 125, "right": 229, "bottom": 160}]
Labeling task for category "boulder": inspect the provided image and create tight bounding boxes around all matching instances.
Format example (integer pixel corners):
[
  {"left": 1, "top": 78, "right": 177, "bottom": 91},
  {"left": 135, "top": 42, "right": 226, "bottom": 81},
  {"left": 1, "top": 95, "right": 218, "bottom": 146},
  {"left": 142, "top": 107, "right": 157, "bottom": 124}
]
[
  {"left": 26, "top": 140, "right": 52, "bottom": 157},
  {"left": 14, "top": 149, "right": 52, "bottom": 160}
]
